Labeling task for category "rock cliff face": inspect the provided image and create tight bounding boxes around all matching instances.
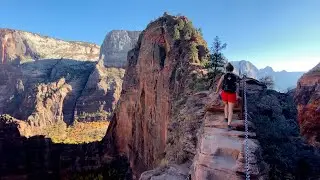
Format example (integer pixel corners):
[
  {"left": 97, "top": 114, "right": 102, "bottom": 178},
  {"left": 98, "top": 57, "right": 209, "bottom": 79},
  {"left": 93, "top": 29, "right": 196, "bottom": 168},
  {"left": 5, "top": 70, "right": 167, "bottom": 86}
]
[
  {"left": 75, "top": 60, "right": 125, "bottom": 122},
  {"left": 295, "top": 63, "right": 320, "bottom": 147},
  {"left": 0, "top": 28, "right": 141, "bottom": 179},
  {"left": 0, "top": 58, "right": 124, "bottom": 137},
  {"left": 247, "top": 78, "right": 320, "bottom": 179},
  {"left": 0, "top": 28, "right": 100, "bottom": 64},
  {"left": 103, "top": 14, "right": 209, "bottom": 179},
  {"left": 99, "top": 30, "right": 141, "bottom": 68},
  {"left": 0, "top": 28, "right": 130, "bottom": 133}
]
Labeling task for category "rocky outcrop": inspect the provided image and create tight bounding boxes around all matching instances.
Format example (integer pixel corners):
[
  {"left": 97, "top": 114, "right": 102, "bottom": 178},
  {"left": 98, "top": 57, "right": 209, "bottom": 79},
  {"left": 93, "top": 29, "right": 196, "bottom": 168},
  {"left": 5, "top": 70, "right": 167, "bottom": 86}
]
[
  {"left": 295, "top": 63, "right": 320, "bottom": 147},
  {"left": 75, "top": 60, "right": 125, "bottom": 122},
  {"left": 231, "top": 60, "right": 259, "bottom": 78},
  {"left": 24, "top": 78, "right": 72, "bottom": 134},
  {"left": 103, "top": 14, "right": 209, "bottom": 179},
  {"left": 0, "top": 28, "right": 100, "bottom": 64},
  {"left": 0, "top": 59, "right": 95, "bottom": 126},
  {"left": 99, "top": 30, "right": 141, "bottom": 68}
]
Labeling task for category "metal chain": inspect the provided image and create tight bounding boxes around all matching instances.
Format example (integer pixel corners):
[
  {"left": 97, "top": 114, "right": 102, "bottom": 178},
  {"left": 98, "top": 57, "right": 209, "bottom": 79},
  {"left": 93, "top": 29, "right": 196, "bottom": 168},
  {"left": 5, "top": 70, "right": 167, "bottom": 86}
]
[
  {"left": 185, "top": 77, "right": 251, "bottom": 180},
  {"left": 243, "top": 76, "right": 250, "bottom": 180}
]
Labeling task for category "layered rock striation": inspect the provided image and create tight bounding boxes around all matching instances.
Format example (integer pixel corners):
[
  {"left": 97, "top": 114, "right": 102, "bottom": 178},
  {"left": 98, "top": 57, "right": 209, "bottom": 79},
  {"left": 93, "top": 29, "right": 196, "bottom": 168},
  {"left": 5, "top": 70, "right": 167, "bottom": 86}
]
[
  {"left": 0, "top": 58, "right": 124, "bottom": 137},
  {"left": 0, "top": 28, "right": 130, "bottom": 133},
  {"left": 0, "top": 27, "right": 136, "bottom": 179},
  {"left": 0, "top": 28, "right": 100, "bottom": 64},
  {"left": 100, "top": 30, "right": 141, "bottom": 68}
]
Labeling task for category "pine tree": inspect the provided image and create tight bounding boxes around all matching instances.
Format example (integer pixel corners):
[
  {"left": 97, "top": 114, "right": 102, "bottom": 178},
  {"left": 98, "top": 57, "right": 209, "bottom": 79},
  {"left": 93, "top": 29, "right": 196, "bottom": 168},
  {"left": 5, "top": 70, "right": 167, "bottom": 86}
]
[{"left": 207, "top": 36, "right": 227, "bottom": 87}]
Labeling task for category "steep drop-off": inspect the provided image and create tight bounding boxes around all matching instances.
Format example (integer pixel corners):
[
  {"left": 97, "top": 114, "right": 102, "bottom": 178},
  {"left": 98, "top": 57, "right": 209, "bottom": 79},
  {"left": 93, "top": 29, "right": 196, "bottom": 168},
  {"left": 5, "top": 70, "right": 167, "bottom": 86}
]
[
  {"left": 103, "top": 14, "right": 210, "bottom": 179},
  {"left": 0, "top": 114, "right": 106, "bottom": 179},
  {"left": 248, "top": 80, "right": 320, "bottom": 179},
  {"left": 295, "top": 63, "right": 320, "bottom": 147}
]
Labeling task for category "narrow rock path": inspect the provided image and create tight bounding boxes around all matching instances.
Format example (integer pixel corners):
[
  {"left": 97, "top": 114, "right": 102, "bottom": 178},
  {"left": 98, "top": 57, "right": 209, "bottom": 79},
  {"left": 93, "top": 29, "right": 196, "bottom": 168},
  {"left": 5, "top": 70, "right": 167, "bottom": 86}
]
[{"left": 190, "top": 101, "right": 268, "bottom": 180}]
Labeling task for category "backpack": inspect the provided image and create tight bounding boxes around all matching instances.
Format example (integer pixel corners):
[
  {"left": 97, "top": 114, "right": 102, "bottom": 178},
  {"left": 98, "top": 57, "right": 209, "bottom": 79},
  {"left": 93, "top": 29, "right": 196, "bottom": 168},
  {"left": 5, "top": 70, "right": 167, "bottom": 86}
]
[{"left": 222, "top": 73, "right": 237, "bottom": 93}]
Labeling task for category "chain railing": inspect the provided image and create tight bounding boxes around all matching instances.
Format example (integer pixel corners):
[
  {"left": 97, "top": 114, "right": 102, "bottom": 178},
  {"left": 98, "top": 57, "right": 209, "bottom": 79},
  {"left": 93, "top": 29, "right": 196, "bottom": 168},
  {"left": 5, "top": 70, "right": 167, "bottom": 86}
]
[
  {"left": 186, "top": 76, "right": 251, "bottom": 180},
  {"left": 243, "top": 75, "right": 251, "bottom": 180}
]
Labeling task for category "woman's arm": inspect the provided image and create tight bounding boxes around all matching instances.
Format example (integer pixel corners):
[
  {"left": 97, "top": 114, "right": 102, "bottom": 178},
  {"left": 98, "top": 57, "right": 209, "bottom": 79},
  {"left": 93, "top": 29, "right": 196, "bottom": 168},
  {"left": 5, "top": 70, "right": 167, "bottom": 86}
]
[
  {"left": 236, "top": 85, "right": 240, "bottom": 98},
  {"left": 215, "top": 75, "right": 224, "bottom": 93}
]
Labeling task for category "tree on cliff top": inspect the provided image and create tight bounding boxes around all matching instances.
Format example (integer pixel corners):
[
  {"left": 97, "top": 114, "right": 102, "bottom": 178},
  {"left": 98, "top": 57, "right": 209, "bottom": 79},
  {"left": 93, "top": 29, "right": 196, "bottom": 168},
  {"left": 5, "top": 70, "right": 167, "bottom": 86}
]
[
  {"left": 206, "top": 36, "right": 227, "bottom": 87},
  {"left": 259, "top": 76, "right": 275, "bottom": 89}
]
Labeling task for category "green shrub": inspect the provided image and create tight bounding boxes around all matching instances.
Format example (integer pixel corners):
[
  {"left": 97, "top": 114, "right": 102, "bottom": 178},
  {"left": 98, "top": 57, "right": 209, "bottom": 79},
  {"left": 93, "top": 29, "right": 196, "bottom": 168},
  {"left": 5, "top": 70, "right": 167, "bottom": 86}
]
[
  {"left": 189, "top": 42, "right": 199, "bottom": 63},
  {"left": 182, "top": 21, "right": 194, "bottom": 40},
  {"left": 173, "top": 26, "right": 180, "bottom": 40},
  {"left": 176, "top": 18, "right": 185, "bottom": 30}
]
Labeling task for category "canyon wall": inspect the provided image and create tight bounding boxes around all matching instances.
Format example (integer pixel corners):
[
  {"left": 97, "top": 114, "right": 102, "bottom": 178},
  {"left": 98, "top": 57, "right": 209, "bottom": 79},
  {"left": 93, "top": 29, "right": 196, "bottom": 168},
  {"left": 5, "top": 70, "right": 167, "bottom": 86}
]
[
  {"left": 0, "top": 59, "right": 123, "bottom": 132},
  {"left": 0, "top": 28, "right": 100, "bottom": 64},
  {"left": 0, "top": 29, "right": 139, "bottom": 132},
  {"left": 295, "top": 63, "right": 320, "bottom": 147}
]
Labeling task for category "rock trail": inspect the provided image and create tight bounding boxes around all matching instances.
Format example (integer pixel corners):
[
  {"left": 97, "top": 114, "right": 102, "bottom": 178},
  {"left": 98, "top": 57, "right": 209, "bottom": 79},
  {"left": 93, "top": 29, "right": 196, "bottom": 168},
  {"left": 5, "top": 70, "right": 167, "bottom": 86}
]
[{"left": 190, "top": 98, "right": 268, "bottom": 180}]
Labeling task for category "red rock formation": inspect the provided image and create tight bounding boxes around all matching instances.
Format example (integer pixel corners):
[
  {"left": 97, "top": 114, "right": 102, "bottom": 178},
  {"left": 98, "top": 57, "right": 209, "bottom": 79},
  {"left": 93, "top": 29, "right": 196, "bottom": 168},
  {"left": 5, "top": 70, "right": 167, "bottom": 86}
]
[
  {"left": 295, "top": 63, "right": 320, "bottom": 147},
  {"left": 103, "top": 14, "right": 209, "bottom": 179}
]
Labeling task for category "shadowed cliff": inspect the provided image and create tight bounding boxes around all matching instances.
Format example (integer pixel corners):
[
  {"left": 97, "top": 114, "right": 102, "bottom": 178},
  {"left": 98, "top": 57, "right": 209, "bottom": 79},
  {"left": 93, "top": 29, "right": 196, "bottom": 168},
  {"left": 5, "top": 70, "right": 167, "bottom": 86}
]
[{"left": 0, "top": 59, "right": 124, "bottom": 140}]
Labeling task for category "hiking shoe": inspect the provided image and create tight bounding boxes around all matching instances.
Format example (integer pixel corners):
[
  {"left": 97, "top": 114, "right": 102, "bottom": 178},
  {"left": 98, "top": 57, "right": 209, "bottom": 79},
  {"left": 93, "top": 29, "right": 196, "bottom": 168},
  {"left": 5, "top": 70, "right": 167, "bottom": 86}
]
[{"left": 227, "top": 125, "right": 232, "bottom": 131}]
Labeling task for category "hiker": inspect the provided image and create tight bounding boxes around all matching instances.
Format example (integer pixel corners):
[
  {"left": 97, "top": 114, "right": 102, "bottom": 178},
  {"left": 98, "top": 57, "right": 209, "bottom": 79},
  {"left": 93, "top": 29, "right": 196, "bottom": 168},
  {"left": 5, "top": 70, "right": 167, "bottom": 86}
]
[{"left": 215, "top": 63, "right": 240, "bottom": 131}]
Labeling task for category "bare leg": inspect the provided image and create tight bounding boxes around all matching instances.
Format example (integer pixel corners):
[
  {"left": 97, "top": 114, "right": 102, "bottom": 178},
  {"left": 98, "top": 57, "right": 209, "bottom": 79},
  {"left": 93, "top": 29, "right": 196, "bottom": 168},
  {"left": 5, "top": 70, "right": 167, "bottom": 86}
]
[
  {"left": 228, "top": 102, "right": 235, "bottom": 125},
  {"left": 223, "top": 101, "right": 228, "bottom": 119}
]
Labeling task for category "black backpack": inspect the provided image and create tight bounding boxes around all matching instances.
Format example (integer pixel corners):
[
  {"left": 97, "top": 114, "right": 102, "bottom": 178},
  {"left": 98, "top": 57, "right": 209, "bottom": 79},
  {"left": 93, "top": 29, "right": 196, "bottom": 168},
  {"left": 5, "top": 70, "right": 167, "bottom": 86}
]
[{"left": 222, "top": 73, "right": 237, "bottom": 93}]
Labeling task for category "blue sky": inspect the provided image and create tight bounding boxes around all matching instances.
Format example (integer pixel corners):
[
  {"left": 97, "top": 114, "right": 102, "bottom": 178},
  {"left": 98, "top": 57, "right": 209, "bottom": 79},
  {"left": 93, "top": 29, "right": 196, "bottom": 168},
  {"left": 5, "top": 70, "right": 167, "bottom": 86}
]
[{"left": 1, "top": 0, "right": 319, "bottom": 71}]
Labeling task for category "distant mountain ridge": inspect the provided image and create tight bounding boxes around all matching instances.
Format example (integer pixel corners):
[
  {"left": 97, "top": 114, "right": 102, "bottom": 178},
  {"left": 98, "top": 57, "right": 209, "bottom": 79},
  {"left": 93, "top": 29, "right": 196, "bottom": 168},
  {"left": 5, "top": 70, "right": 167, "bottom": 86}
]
[
  {"left": 0, "top": 28, "right": 100, "bottom": 64},
  {"left": 230, "top": 60, "right": 305, "bottom": 92},
  {"left": 99, "top": 30, "right": 141, "bottom": 68}
]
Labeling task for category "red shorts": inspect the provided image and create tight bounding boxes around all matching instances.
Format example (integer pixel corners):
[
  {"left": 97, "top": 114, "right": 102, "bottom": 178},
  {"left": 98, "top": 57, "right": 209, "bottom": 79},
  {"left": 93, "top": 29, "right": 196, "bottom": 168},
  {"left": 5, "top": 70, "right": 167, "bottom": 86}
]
[{"left": 221, "top": 90, "right": 236, "bottom": 103}]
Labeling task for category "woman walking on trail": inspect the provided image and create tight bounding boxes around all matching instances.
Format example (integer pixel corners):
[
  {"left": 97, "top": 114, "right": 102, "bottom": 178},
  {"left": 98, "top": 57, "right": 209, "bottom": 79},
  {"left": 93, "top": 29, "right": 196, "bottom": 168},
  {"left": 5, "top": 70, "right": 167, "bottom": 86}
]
[{"left": 215, "top": 63, "right": 240, "bottom": 131}]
